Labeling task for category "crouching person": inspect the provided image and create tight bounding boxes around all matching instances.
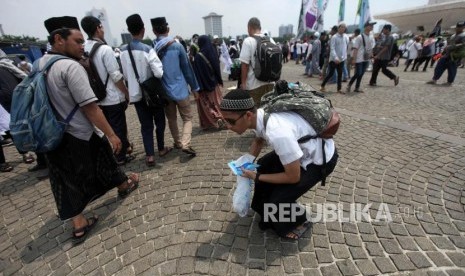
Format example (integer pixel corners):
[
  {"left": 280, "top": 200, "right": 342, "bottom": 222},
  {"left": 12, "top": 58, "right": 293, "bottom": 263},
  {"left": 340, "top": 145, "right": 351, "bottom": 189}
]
[{"left": 219, "top": 89, "right": 338, "bottom": 240}]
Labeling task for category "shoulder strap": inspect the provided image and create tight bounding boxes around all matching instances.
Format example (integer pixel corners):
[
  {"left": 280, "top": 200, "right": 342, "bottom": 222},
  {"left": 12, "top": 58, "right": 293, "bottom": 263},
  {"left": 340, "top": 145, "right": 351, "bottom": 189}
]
[
  {"left": 197, "top": 52, "right": 213, "bottom": 72},
  {"left": 156, "top": 40, "right": 176, "bottom": 60},
  {"left": 362, "top": 34, "right": 366, "bottom": 47},
  {"left": 127, "top": 43, "right": 140, "bottom": 83}
]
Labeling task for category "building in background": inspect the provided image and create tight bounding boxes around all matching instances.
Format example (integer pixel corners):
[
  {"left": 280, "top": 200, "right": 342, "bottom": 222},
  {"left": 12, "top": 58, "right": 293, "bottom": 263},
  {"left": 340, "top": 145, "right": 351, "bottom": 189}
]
[
  {"left": 279, "top": 24, "right": 293, "bottom": 38},
  {"left": 85, "top": 7, "right": 117, "bottom": 46},
  {"left": 375, "top": 0, "right": 465, "bottom": 34},
  {"left": 203, "top": 12, "right": 223, "bottom": 37},
  {"left": 121, "top": 33, "right": 132, "bottom": 45}
]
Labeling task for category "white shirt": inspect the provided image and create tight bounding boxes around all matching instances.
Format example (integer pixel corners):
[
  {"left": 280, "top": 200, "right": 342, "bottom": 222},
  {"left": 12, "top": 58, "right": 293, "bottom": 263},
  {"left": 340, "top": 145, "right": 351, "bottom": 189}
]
[
  {"left": 239, "top": 34, "right": 270, "bottom": 90},
  {"left": 254, "top": 109, "right": 336, "bottom": 168},
  {"left": 329, "top": 33, "right": 349, "bottom": 62},
  {"left": 120, "top": 40, "right": 163, "bottom": 103},
  {"left": 408, "top": 42, "right": 422, "bottom": 60},
  {"left": 84, "top": 40, "right": 126, "bottom": 106},
  {"left": 353, "top": 33, "right": 375, "bottom": 63},
  {"left": 301, "top": 42, "right": 309, "bottom": 55},
  {"left": 296, "top": 42, "right": 303, "bottom": 54}
]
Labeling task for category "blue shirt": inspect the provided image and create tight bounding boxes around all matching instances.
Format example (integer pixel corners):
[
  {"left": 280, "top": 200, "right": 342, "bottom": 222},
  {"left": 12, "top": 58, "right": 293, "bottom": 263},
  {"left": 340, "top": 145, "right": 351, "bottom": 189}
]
[{"left": 154, "top": 36, "right": 200, "bottom": 101}]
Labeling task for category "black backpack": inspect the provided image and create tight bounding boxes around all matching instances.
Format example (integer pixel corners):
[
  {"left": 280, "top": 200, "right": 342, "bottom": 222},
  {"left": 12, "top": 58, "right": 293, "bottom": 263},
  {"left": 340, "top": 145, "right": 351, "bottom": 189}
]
[
  {"left": 79, "top": 42, "right": 109, "bottom": 101},
  {"left": 0, "top": 67, "right": 22, "bottom": 113},
  {"left": 252, "top": 36, "right": 282, "bottom": 82}
]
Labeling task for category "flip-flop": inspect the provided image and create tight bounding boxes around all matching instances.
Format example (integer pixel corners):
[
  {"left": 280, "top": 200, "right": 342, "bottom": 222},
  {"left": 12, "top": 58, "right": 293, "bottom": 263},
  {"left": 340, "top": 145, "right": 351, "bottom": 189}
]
[
  {"left": 118, "top": 173, "right": 139, "bottom": 198},
  {"left": 72, "top": 216, "right": 98, "bottom": 245},
  {"left": 127, "top": 143, "right": 134, "bottom": 155},
  {"left": 159, "top": 146, "right": 173, "bottom": 157},
  {"left": 284, "top": 221, "right": 312, "bottom": 240},
  {"left": 22, "top": 154, "right": 35, "bottom": 164}
]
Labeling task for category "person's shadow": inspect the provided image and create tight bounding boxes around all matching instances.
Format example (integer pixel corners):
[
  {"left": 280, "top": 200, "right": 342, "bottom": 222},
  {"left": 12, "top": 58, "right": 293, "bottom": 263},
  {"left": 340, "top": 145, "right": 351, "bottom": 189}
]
[
  {"left": 20, "top": 195, "right": 123, "bottom": 264},
  {"left": 194, "top": 209, "right": 313, "bottom": 272}
]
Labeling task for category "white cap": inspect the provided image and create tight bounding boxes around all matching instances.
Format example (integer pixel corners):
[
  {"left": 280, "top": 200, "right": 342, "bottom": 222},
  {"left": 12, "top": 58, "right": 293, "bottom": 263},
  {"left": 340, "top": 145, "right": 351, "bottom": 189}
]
[
  {"left": 213, "top": 35, "right": 219, "bottom": 39},
  {"left": 314, "top": 32, "right": 320, "bottom": 38}
]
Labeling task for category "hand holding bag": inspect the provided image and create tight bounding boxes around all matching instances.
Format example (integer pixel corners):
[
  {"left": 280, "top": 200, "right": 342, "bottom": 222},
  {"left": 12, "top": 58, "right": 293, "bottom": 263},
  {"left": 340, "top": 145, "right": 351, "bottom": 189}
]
[{"left": 127, "top": 43, "right": 168, "bottom": 108}]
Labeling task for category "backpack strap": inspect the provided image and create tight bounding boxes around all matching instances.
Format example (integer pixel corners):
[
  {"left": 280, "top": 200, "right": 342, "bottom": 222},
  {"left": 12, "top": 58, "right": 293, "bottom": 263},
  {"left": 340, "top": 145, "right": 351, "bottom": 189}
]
[
  {"left": 264, "top": 111, "right": 329, "bottom": 186},
  {"left": 88, "top": 42, "right": 110, "bottom": 89},
  {"left": 42, "top": 55, "right": 80, "bottom": 123},
  {"left": 156, "top": 40, "right": 176, "bottom": 60}
]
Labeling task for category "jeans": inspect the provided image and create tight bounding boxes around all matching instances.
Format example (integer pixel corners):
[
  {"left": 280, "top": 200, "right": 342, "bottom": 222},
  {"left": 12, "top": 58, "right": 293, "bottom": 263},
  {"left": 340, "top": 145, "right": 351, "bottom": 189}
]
[
  {"left": 348, "top": 61, "right": 369, "bottom": 89},
  {"left": 134, "top": 101, "right": 166, "bottom": 156},
  {"left": 433, "top": 56, "right": 459, "bottom": 83},
  {"left": 305, "top": 60, "right": 312, "bottom": 75},
  {"left": 100, "top": 102, "right": 130, "bottom": 162}
]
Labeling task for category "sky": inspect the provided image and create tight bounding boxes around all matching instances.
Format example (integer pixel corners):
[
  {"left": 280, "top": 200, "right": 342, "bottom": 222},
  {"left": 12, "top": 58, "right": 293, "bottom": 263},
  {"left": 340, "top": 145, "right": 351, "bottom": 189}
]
[{"left": 1, "top": 0, "right": 427, "bottom": 45}]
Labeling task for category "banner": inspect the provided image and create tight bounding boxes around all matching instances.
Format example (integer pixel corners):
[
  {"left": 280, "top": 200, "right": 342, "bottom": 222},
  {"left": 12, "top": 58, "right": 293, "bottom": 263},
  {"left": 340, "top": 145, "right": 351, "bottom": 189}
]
[
  {"left": 297, "top": 0, "right": 328, "bottom": 39},
  {"left": 338, "top": 0, "right": 345, "bottom": 23},
  {"left": 358, "top": 0, "right": 372, "bottom": 30}
]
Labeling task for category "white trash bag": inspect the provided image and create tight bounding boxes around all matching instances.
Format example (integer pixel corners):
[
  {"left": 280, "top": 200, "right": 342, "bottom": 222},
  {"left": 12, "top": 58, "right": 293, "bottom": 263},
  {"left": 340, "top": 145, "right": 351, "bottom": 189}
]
[{"left": 228, "top": 154, "right": 259, "bottom": 217}]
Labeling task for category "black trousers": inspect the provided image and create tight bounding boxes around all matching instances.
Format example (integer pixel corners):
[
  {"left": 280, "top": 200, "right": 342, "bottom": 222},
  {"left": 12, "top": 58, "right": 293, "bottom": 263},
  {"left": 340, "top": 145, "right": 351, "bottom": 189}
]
[
  {"left": 100, "top": 102, "right": 129, "bottom": 162},
  {"left": 369, "top": 59, "right": 396, "bottom": 85},
  {"left": 322, "top": 61, "right": 344, "bottom": 90},
  {"left": 251, "top": 150, "right": 338, "bottom": 237}
]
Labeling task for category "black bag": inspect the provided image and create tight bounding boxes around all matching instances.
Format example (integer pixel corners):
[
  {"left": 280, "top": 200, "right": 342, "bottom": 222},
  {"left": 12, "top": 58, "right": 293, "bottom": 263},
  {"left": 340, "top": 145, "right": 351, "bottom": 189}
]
[
  {"left": 78, "top": 42, "right": 109, "bottom": 101},
  {"left": 127, "top": 43, "right": 168, "bottom": 108},
  {"left": 252, "top": 36, "right": 282, "bottom": 82}
]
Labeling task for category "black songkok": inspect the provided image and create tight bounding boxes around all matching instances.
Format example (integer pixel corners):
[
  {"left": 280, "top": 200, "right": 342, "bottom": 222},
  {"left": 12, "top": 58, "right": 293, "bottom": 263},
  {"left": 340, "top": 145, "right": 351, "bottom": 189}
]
[
  {"left": 220, "top": 89, "right": 255, "bottom": 111},
  {"left": 81, "top": 16, "right": 101, "bottom": 36},
  {"left": 44, "top": 16, "right": 80, "bottom": 34},
  {"left": 126, "top": 14, "right": 144, "bottom": 34},
  {"left": 151, "top": 17, "right": 168, "bottom": 28}
]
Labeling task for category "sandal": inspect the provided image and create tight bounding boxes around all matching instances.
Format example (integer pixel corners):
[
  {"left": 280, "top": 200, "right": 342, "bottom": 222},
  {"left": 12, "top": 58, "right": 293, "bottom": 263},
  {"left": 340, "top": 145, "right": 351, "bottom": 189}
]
[
  {"left": 0, "top": 163, "right": 13, "bottom": 173},
  {"left": 145, "top": 156, "right": 155, "bottom": 167},
  {"left": 22, "top": 154, "right": 35, "bottom": 164},
  {"left": 284, "top": 221, "right": 312, "bottom": 240},
  {"left": 118, "top": 173, "right": 139, "bottom": 198},
  {"left": 116, "top": 155, "right": 136, "bottom": 166},
  {"left": 173, "top": 143, "right": 182, "bottom": 149},
  {"left": 182, "top": 146, "right": 197, "bottom": 156},
  {"left": 159, "top": 146, "right": 173, "bottom": 157},
  {"left": 72, "top": 216, "right": 99, "bottom": 245}
]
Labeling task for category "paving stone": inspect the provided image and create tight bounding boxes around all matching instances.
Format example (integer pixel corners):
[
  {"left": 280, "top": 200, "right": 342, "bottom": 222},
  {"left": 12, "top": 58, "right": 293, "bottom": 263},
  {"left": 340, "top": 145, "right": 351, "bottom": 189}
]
[
  {"left": 405, "top": 224, "right": 426, "bottom": 237},
  {"left": 315, "top": 249, "right": 333, "bottom": 263},
  {"left": 320, "top": 264, "right": 342, "bottom": 276},
  {"left": 446, "top": 252, "right": 465, "bottom": 267},
  {"left": 331, "top": 244, "right": 351, "bottom": 259},
  {"left": 313, "top": 235, "right": 330, "bottom": 248},
  {"left": 430, "top": 236, "right": 456, "bottom": 250},
  {"left": 396, "top": 236, "right": 419, "bottom": 251},
  {"left": 344, "top": 233, "right": 363, "bottom": 247},
  {"left": 406, "top": 252, "right": 432, "bottom": 269},
  {"left": 355, "top": 260, "right": 380, "bottom": 276},
  {"left": 414, "top": 237, "right": 438, "bottom": 251},
  {"left": 373, "top": 257, "right": 396, "bottom": 274},
  {"left": 380, "top": 239, "right": 403, "bottom": 254},
  {"left": 426, "top": 252, "right": 454, "bottom": 267},
  {"left": 357, "top": 223, "right": 374, "bottom": 234},
  {"left": 365, "top": 242, "right": 384, "bottom": 256},
  {"left": 283, "top": 256, "right": 301, "bottom": 274},
  {"left": 446, "top": 269, "right": 465, "bottom": 276},
  {"left": 210, "top": 260, "right": 229, "bottom": 276},
  {"left": 449, "top": 236, "right": 465, "bottom": 249},
  {"left": 390, "top": 254, "right": 416, "bottom": 271},
  {"left": 389, "top": 223, "right": 409, "bottom": 236},
  {"left": 349, "top": 247, "right": 368, "bottom": 260},
  {"left": 303, "top": 268, "right": 322, "bottom": 276},
  {"left": 300, "top": 252, "right": 318, "bottom": 268},
  {"left": 336, "top": 259, "right": 359, "bottom": 276},
  {"left": 328, "top": 231, "right": 345, "bottom": 244}
]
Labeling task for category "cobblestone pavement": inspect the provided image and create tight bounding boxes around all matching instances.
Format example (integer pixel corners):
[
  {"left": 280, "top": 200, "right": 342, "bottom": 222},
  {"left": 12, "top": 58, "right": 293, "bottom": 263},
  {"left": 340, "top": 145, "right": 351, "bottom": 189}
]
[{"left": 1, "top": 62, "right": 464, "bottom": 276}]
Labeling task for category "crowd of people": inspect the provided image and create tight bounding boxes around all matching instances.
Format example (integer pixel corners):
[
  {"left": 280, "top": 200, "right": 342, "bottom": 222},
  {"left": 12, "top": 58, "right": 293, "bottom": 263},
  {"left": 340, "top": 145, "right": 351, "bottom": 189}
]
[{"left": 0, "top": 13, "right": 464, "bottom": 245}]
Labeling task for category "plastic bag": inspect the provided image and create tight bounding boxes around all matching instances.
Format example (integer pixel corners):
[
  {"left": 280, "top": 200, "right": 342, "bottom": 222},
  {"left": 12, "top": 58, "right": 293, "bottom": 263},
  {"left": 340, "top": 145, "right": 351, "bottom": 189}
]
[{"left": 228, "top": 154, "right": 259, "bottom": 217}]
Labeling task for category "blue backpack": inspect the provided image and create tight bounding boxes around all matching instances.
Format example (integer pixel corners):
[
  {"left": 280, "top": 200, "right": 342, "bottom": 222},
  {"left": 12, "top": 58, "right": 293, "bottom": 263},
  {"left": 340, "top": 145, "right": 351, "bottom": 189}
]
[{"left": 9, "top": 55, "right": 79, "bottom": 153}]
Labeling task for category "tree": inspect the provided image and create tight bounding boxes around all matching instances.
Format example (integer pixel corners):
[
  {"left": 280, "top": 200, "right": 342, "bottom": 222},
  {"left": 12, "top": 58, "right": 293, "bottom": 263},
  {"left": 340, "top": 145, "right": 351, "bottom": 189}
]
[{"left": 0, "top": 34, "right": 40, "bottom": 43}]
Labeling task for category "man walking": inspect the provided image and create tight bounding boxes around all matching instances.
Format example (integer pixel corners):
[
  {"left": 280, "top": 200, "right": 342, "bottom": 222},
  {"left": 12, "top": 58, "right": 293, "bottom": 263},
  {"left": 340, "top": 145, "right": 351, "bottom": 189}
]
[
  {"left": 369, "top": 24, "right": 399, "bottom": 87},
  {"left": 347, "top": 21, "right": 376, "bottom": 93},
  {"left": 320, "top": 22, "right": 349, "bottom": 93},
  {"left": 81, "top": 15, "right": 133, "bottom": 165},
  {"left": 426, "top": 21, "right": 465, "bottom": 86},
  {"left": 120, "top": 14, "right": 171, "bottom": 166},
  {"left": 41, "top": 16, "right": 138, "bottom": 245},
  {"left": 152, "top": 17, "right": 200, "bottom": 156}
]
